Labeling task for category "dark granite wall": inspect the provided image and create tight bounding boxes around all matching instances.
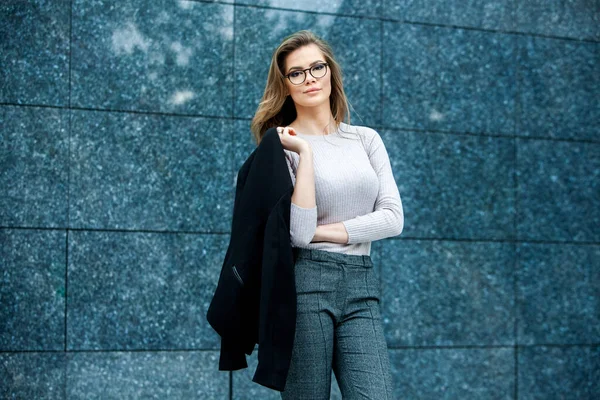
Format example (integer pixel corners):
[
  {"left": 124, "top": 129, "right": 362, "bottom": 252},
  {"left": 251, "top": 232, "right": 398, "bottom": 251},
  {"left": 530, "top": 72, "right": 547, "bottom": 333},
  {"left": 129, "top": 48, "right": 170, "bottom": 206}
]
[{"left": 1, "top": 1, "right": 598, "bottom": 399}]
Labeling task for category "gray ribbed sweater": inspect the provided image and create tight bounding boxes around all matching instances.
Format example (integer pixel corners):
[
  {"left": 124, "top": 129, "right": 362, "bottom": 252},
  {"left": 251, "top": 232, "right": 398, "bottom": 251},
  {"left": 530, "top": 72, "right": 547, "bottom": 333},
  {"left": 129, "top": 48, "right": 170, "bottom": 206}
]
[{"left": 283, "top": 122, "right": 404, "bottom": 256}]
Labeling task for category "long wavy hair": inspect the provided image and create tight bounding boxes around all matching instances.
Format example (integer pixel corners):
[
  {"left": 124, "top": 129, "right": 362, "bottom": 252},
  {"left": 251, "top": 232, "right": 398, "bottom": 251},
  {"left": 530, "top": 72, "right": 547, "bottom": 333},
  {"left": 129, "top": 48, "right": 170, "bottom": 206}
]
[{"left": 250, "top": 30, "right": 353, "bottom": 144}]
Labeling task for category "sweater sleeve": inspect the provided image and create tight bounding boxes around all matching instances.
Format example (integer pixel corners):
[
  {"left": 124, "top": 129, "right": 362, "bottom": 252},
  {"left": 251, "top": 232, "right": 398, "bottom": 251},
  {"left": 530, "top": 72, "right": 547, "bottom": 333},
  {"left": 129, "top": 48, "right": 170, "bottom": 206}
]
[
  {"left": 341, "top": 130, "right": 404, "bottom": 244},
  {"left": 284, "top": 150, "right": 318, "bottom": 246}
]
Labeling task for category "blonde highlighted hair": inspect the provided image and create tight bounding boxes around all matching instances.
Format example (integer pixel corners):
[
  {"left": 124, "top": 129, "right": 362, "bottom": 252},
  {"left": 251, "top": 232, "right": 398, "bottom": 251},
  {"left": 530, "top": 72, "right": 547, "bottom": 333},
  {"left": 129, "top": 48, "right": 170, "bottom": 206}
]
[{"left": 250, "top": 30, "right": 352, "bottom": 144}]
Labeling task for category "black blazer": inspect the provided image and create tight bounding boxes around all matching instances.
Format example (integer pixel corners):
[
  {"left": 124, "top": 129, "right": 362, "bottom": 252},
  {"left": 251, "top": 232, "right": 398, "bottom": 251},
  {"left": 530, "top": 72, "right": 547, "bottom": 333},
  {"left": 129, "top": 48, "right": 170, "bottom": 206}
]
[{"left": 206, "top": 127, "right": 297, "bottom": 391}]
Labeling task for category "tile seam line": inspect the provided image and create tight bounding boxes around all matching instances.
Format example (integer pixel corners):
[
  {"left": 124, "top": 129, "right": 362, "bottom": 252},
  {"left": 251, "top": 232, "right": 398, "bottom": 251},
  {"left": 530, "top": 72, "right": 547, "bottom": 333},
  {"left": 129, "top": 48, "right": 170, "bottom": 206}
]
[
  {"left": 1, "top": 227, "right": 598, "bottom": 246},
  {"left": 2, "top": 343, "right": 597, "bottom": 354},
  {"left": 0, "top": 102, "right": 239, "bottom": 120},
  {"left": 376, "top": 14, "right": 599, "bottom": 43},
  {"left": 64, "top": 3, "right": 74, "bottom": 397},
  {"left": 379, "top": 18, "right": 384, "bottom": 126},
  {"left": 64, "top": 231, "right": 69, "bottom": 349},
  {"left": 387, "top": 343, "right": 600, "bottom": 350},
  {"left": 372, "top": 126, "right": 600, "bottom": 144},
  {"left": 0, "top": 348, "right": 229, "bottom": 353},
  {"left": 513, "top": 12, "right": 520, "bottom": 397},
  {"left": 1, "top": 104, "right": 598, "bottom": 144}
]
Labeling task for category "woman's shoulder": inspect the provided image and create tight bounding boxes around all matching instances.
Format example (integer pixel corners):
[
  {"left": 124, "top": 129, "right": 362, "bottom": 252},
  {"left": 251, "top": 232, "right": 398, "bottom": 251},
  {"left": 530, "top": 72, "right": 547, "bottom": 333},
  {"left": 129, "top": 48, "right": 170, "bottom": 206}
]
[
  {"left": 340, "top": 121, "right": 378, "bottom": 137},
  {"left": 338, "top": 122, "right": 381, "bottom": 148}
]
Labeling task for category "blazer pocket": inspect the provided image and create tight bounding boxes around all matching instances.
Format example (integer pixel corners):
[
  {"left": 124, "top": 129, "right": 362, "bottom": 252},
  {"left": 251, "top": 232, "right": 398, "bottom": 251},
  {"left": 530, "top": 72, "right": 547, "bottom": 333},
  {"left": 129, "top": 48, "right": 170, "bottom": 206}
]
[{"left": 232, "top": 264, "right": 245, "bottom": 286}]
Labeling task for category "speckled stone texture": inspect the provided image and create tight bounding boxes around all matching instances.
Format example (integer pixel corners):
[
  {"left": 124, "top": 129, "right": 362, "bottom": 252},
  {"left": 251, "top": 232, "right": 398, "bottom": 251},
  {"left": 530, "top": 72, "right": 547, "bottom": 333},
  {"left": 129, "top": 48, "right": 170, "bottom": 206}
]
[
  {"left": 382, "top": 0, "right": 600, "bottom": 41},
  {"left": 1, "top": 0, "right": 598, "bottom": 398},
  {"left": 380, "top": 128, "right": 516, "bottom": 240},
  {"left": 233, "top": 119, "right": 258, "bottom": 174},
  {"left": 516, "top": 0, "right": 600, "bottom": 41},
  {"left": 382, "top": 22, "right": 517, "bottom": 135},
  {"left": 66, "top": 230, "right": 225, "bottom": 350},
  {"left": 0, "top": 106, "right": 69, "bottom": 228},
  {"left": 389, "top": 347, "right": 515, "bottom": 399},
  {"left": 71, "top": 0, "right": 234, "bottom": 116},
  {"left": 1, "top": 230, "right": 66, "bottom": 351},
  {"left": 517, "top": 139, "right": 600, "bottom": 242},
  {"left": 383, "top": 0, "right": 515, "bottom": 31},
  {"left": 66, "top": 351, "right": 228, "bottom": 399},
  {"left": 0, "top": 0, "right": 70, "bottom": 105},
  {"left": 517, "top": 36, "right": 599, "bottom": 141},
  {"left": 236, "top": 0, "right": 380, "bottom": 17},
  {"left": 517, "top": 243, "right": 600, "bottom": 345},
  {"left": 235, "top": 6, "right": 382, "bottom": 127},
  {"left": 69, "top": 110, "right": 234, "bottom": 231},
  {"left": 0, "top": 352, "right": 66, "bottom": 400},
  {"left": 518, "top": 346, "right": 600, "bottom": 400},
  {"left": 381, "top": 239, "right": 514, "bottom": 347}
]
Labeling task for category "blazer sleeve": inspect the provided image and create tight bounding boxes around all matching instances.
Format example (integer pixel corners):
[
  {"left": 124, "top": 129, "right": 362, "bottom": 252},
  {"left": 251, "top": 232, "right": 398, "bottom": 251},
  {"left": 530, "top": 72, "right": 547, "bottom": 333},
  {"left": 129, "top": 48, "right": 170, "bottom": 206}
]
[
  {"left": 252, "top": 194, "right": 296, "bottom": 391},
  {"left": 218, "top": 336, "right": 248, "bottom": 370}
]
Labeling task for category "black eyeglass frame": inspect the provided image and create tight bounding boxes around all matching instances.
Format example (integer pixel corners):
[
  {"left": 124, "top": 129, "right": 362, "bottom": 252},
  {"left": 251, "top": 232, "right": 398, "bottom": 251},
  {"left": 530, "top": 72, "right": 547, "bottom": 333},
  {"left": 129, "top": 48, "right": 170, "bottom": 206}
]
[{"left": 284, "top": 62, "right": 329, "bottom": 85}]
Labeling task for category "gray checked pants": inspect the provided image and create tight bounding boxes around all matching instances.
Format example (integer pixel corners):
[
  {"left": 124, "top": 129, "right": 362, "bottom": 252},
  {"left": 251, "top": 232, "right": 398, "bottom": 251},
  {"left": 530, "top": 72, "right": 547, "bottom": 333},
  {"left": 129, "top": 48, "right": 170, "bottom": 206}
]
[{"left": 281, "top": 248, "right": 394, "bottom": 399}]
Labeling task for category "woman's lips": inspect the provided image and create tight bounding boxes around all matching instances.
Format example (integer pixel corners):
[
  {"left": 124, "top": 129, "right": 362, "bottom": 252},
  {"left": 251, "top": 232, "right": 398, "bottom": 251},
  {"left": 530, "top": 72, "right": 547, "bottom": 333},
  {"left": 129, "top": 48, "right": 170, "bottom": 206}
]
[{"left": 305, "top": 88, "right": 320, "bottom": 93}]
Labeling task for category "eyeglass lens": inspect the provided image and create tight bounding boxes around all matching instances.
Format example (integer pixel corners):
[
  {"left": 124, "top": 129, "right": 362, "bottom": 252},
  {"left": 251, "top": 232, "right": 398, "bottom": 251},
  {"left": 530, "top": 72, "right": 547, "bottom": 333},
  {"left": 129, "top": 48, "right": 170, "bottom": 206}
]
[{"left": 288, "top": 63, "right": 327, "bottom": 84}]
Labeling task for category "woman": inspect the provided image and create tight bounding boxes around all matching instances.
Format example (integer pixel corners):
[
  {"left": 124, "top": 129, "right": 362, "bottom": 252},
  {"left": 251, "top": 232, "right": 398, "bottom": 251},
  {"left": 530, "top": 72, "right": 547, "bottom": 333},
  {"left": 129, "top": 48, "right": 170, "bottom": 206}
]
[{"left": 250, "top": 30, "right": 404, "bottom": 399}]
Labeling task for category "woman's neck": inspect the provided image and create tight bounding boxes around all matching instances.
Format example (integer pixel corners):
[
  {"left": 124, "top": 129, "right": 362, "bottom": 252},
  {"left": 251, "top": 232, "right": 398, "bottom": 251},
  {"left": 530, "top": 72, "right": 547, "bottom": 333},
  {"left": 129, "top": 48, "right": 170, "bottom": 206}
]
[{"left": 290, "top": 107, "right": 337, "bottom": 135}]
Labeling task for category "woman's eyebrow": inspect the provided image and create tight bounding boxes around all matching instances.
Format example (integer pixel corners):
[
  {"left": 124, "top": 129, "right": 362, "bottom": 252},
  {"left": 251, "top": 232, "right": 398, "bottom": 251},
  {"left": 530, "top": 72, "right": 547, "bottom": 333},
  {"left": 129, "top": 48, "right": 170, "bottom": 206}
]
[{"left": 287, "top": 60, "right": 325, "bottom": 72}]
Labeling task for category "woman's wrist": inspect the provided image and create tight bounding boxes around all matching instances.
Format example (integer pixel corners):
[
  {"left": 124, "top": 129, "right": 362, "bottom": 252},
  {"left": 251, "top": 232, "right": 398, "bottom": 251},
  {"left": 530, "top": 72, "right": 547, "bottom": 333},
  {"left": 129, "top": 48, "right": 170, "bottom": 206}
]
[
  {"left": 312, "top": 223, "right": 349, "bottom": 244},
  {"left": 298, "top": 144, "right": 313, "bottom": 157}
]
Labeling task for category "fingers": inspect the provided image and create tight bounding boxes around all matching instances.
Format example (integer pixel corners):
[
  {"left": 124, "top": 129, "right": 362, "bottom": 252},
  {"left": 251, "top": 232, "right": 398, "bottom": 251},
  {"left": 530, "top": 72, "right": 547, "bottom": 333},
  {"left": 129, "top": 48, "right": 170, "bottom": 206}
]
[{"left": 276, "top": 126, "right": 296, "bottom": 136}]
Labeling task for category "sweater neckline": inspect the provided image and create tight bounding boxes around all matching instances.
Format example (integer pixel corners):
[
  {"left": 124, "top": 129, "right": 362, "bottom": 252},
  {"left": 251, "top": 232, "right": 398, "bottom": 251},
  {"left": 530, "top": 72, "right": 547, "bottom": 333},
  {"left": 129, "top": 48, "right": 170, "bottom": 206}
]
[{"left": 293, "top": 123, "right": 343, "bottom": 137}]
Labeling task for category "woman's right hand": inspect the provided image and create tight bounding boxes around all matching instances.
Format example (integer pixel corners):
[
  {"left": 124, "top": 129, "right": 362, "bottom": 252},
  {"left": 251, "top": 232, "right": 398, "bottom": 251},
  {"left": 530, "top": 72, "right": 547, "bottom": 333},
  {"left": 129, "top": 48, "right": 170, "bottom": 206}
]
[{"left": 277, "top": 126, "right": 310, "bottom": 154}]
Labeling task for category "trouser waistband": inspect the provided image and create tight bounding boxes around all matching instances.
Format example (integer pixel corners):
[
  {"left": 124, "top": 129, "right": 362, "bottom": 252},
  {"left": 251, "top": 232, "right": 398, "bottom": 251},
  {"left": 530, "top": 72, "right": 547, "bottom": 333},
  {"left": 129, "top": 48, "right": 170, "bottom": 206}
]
[{"left": 292, "top": 247, "right": 373, "bottom": 267}]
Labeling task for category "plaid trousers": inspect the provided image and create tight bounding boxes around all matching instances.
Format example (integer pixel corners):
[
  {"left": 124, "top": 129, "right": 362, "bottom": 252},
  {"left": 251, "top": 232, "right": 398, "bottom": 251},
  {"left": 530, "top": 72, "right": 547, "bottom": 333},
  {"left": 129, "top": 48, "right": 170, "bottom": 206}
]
[{"left": 281, "top": 248, "right": 394, "bottom": 399}]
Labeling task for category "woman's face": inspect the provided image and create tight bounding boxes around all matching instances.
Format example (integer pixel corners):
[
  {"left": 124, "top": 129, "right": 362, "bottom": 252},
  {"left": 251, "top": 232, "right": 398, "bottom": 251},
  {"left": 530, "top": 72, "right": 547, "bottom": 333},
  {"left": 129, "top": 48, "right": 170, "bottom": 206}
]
[{"left": 283, "top": 44, "right": 332, "bottom": 109}]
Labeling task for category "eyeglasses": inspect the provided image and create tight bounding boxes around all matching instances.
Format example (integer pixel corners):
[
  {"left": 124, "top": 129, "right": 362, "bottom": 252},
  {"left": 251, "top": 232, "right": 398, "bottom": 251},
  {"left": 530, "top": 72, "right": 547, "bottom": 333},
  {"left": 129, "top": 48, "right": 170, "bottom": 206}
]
[{"left": 284, "top": 62, "right": 329, "bottom": 85}]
